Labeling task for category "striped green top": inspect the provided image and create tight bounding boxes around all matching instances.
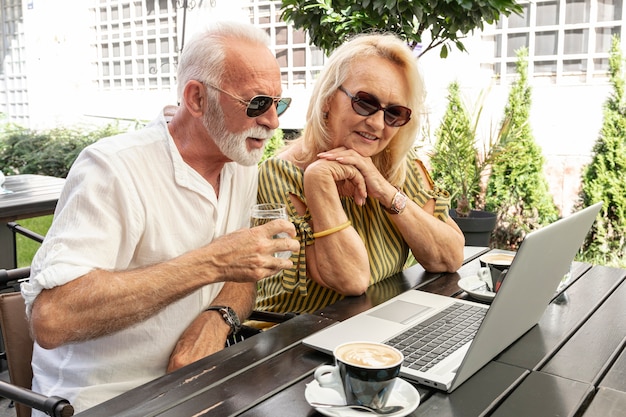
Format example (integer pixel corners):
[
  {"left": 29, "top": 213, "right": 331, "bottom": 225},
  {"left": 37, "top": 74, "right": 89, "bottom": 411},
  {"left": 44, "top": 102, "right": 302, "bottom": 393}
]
[{"left": 255, "top": 147, "right": 451, "bottom": 314}]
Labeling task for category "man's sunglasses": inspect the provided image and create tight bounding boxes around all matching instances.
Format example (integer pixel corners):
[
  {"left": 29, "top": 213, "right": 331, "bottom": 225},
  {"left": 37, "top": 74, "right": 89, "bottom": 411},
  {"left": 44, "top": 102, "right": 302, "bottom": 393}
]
[
  {"left": 204, "top": 82, "right": 292, "bottom": 117},
  {"left": 338, "top": 86, "right": 412, "bottom": 127}
]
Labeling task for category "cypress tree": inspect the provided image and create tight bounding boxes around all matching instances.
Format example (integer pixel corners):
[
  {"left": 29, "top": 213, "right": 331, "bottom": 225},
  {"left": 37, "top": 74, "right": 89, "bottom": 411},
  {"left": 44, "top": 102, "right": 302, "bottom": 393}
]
[
  {"left": 579, "top": 35, "right": 626, "bottom": 267},
  {"left": 430, "top": 81, "right": 477, "bottom": 216},
  {"left": 486, "top": 48, "right": 559, "bottom": 249}
]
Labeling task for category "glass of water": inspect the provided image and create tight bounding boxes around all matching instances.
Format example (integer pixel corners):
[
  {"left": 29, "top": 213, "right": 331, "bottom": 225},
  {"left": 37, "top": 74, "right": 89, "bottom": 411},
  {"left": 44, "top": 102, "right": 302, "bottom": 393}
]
[{"left": 250, "top": 203, "right": 292, "bottom": 259}]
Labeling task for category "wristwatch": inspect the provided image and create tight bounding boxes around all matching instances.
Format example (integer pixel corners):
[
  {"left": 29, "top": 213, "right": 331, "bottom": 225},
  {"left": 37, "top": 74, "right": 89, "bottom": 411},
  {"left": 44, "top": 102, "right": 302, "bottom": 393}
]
[
  {"left": 382, "top": 189, "right": 408, "bottom": 214},
  {"left": 205, "top": 305, "right": 241, "bottom": 335}
]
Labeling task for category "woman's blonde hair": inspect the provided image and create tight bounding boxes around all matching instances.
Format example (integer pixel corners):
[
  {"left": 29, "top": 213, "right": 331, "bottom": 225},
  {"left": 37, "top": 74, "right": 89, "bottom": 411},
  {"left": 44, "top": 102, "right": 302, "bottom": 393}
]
[{"left": 295, "top": 32, "right": 426, "bottom": 185}]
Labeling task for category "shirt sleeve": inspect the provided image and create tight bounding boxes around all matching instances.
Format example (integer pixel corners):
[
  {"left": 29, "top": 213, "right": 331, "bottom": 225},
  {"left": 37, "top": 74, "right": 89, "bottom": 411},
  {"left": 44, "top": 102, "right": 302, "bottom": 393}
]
[
  {"left": 404, "top": 148, "right": 452, "bottom": 222},
  {"left": 21, "top": 146, "right": 144, "bottom": 316}
]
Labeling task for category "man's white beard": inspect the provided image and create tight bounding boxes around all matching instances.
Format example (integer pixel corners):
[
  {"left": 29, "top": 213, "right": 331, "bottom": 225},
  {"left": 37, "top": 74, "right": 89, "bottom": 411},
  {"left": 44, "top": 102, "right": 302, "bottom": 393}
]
[{"left": 204, "top": 104, "right": 274, "bottom": 166}]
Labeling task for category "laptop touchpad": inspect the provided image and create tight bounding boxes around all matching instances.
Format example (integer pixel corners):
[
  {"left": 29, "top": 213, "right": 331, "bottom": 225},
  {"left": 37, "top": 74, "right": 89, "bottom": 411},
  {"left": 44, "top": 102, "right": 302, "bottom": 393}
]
[{"left": 368, "top": 301, "right": 431, "bottom": 324}]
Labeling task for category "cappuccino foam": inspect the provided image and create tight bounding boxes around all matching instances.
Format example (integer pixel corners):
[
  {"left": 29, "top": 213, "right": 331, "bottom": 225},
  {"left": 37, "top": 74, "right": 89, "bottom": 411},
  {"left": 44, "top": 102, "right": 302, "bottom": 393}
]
[
  {"left": 335, "top": 343, "right": 402, "bottom": 368},
  {"left": 480, "top": 253, "right": 514, "bottom": 266}
]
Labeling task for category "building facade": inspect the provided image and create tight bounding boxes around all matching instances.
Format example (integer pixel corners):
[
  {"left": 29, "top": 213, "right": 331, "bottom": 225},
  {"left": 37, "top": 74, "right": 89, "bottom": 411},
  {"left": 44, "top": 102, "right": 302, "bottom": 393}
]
[{"left": 1, "top": 0, "right": 623, "bottom": 213}]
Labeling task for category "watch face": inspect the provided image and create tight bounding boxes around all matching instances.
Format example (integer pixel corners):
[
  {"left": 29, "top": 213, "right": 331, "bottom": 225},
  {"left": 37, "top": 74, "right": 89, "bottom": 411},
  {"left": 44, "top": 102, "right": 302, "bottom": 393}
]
[
  {"left": 392, "top": 191, "right": 407, "bottom": 213},
  {"left": 206, "top": 306, "right": 241, "bottom": 334},
  {"left": 225, "top": 307, "right": 241, "bottom": 327},
  {"left": 222, "top": 307, "right": 241, "bottom": 332}
]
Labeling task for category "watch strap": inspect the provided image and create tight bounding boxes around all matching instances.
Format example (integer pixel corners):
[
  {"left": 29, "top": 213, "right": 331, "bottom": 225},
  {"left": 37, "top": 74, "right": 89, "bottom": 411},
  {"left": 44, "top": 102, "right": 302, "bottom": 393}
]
[{"left": 205, "top": 305, "right": 241, "bottom": 335}]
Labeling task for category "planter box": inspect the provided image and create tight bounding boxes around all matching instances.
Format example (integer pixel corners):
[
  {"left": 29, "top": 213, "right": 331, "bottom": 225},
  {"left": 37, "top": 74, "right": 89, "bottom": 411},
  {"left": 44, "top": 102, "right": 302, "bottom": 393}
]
[{"left": 450, "top": 209, "right": 497, "bottom": 247}]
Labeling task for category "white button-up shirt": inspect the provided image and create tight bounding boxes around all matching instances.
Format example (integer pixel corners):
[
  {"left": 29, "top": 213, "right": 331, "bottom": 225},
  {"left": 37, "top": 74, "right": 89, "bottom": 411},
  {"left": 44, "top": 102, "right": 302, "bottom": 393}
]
[{"left": 22, "top": 108, "right": 258, "bottom": 414}]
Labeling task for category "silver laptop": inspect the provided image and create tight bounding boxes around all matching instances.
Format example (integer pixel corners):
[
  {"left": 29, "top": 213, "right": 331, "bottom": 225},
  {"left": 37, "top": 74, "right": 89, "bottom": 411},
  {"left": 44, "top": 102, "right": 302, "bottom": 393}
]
[{"left": 303, "top": 202, "right": 602, "bottom": 392}]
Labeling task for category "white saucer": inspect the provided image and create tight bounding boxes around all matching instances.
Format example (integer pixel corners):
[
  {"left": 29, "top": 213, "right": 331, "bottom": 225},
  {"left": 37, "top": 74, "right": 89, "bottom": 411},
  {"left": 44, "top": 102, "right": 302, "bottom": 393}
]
[
  {"left": 304, "top": 378, "right": 420, "bottom": 417},
  {"left": 458, "top": 275, "right": 496, "bottom": 302}
]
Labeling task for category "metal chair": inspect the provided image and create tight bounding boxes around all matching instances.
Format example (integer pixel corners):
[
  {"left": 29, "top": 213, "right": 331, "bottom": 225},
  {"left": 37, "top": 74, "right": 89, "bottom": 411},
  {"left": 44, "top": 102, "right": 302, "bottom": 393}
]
[{"left": 0, "top": 288, "right": 73, "bottom": 417}]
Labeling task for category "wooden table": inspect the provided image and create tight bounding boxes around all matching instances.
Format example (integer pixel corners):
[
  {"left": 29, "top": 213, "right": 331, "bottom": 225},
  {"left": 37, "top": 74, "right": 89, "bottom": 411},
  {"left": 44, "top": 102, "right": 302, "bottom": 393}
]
[
  {"left": 0, "top": 174, "right": 65, "bottom": 269},
  {"left": 76, "top": 248, "right": 626, "bottom": 417}
]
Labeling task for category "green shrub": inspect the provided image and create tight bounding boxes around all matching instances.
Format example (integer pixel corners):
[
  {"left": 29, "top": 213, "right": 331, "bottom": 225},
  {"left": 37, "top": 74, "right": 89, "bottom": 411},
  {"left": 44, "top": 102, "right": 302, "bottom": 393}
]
[
  {"left": 486, "top": 48, "right": 559, "bottom": 250},
  {"left": 260, "top": 129, "right": 285, "bottom": 163},
  {"left": 430, "top": 81, "right": 476, "bottom": 214},
  {"left": 578, "top": 36, "right": 626, "bottom": 268},
  {"left": 430, "top": 81, "right": 512, "bottom": 217},
  {"left": 0, "top": 123, "right": 126, "bottom": 178}
]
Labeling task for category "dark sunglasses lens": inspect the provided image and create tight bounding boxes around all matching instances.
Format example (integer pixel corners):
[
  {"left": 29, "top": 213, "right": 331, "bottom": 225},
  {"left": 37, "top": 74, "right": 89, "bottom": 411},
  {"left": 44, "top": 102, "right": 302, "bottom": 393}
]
[
  {"left": 352, "top": 92, "right": 380, "bottom": 116},
  {"left": 352, "top": 91, "right": 411, "bottom": 127},
  {"left": 384, "top": 106, "right": 412, "bottom": 127},
  {"left": 276, "top": 98, "right": 292, "bottom": 117},
  {"left": 246, "top": 96, "right": 274, "bottom": 117},
  {"left": 247, "top": 96, "right": 291, "bottom": 117}
]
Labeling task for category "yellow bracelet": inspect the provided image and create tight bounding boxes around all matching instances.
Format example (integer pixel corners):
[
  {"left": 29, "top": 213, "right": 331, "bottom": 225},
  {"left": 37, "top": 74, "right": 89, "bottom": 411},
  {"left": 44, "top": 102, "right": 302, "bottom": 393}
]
[{"left": 312, "top": 220, "right": 352, "bottom": 238}]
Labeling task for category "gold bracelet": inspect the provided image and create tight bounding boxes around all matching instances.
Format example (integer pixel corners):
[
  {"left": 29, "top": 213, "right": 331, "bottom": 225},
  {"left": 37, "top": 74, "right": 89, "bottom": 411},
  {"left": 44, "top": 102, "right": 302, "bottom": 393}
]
[{"left": 312, "top": 220, "right": 352, "bottom": 238}]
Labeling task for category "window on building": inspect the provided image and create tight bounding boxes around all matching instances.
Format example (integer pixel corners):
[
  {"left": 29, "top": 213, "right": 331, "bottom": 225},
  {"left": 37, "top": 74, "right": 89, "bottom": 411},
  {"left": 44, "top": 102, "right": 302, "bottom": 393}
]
[
  {"left": 90, "top": 0, "right": 178, "bottom": 91},
  {"left": 482, "top": 0, "right": 623, "bottom": 84},
  {"left": 245, "top": 0, "right": 326, "bottom": 89},
  {"left": 0, "top": 0, "right": 28, "bottom": 123}
]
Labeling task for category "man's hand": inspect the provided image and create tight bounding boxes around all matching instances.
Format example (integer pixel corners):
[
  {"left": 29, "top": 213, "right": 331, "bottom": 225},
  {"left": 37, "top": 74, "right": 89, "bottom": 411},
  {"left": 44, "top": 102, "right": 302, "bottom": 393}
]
[{"left": 194, "top": 219, "right": 300, "bottom": 283}]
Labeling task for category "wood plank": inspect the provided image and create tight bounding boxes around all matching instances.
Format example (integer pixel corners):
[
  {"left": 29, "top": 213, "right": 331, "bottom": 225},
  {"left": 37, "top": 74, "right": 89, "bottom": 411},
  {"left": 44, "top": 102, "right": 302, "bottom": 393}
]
[
  {"left": 581, "top": 387, "right": 626, "bottom": 417},
  {"left": 402, "top": 362, "right": 528, "bottom": 417},
  {"left": 76, "top": 314, "right": 335, "bottom": 417},
  {"left": 237, "top": 362, "right": 525, "bottom": 417},
  {"left": 154, "top": 343, "right": 330, "bottom": 416},
  {"left": 236, "top": 376, "right": 432, "bottom": 417},
  {"left": 541, "top": 277, "right": 626, "bottom": 385},
  {"left": 496, "top": 265, "right": 626, "bottom": 371},
  {"left": 491, "top": 371, "right": 593, "bottom": 417},
  {"left": 237, "top": 377, "right": 327, "bottom": 417},
  {"left": 599, "top": 343, "right": 626, "bottom": 391}
]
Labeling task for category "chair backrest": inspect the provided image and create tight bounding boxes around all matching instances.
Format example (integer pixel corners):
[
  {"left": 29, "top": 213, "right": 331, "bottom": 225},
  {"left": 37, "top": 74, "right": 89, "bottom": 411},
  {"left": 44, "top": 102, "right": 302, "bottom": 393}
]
[{"left": 0, "top": 292, "right": 34, "bottom": 417}]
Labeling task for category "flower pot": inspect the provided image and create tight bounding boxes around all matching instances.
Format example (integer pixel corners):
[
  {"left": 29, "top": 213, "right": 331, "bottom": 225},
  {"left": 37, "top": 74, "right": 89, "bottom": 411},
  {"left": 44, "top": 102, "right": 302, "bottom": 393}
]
[{"left": 450, "top": 209, "right": 497, "bottom": 247}]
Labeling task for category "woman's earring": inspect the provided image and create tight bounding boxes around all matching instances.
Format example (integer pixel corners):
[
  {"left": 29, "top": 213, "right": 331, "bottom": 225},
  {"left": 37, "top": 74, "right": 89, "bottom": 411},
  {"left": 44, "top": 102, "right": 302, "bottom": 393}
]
[{"left": 323, "top": 112, "right": 329, "bottom": 119}]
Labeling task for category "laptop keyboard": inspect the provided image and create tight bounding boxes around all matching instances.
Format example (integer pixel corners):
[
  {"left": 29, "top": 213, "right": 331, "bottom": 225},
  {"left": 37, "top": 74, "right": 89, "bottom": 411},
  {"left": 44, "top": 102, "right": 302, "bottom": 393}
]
[{"left": 386, "top": 302, "right": 487, "bottom": 372}]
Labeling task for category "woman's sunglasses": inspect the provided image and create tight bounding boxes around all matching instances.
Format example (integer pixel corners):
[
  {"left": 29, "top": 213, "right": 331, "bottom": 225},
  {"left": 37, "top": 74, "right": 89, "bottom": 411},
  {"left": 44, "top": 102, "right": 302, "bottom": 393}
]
[
  {"left": 204, "top": 82, "right": 292, "bottom": 118},
  {"left": 338, "top": 86, "right": 412, "bottom": 127}
]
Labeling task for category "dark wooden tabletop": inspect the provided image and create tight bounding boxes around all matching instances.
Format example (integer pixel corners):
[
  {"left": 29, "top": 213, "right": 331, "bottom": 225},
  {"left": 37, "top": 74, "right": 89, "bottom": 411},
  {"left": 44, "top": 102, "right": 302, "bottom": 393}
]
[
  {"left": 0, "top": 174, "right": 65, "bottom": 222},
  {"left": 76, "top": 249, "right": 626, "bottom": 417}
]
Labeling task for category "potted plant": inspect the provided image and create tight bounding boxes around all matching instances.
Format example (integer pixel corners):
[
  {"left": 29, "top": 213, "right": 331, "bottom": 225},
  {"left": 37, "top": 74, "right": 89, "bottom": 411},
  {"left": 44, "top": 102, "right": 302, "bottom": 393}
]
[{"left": 428, "top": 81, "right": 513, "bottom": 246}]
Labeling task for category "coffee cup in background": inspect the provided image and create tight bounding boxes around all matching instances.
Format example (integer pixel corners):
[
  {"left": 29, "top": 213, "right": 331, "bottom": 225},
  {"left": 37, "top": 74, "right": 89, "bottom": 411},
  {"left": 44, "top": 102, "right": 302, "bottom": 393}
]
[
  {"left": 478, "top": 252, "right": 515, "bottom": 292},
  {"left": 314, "top": 341, "right": 403, "bottom": 410}
]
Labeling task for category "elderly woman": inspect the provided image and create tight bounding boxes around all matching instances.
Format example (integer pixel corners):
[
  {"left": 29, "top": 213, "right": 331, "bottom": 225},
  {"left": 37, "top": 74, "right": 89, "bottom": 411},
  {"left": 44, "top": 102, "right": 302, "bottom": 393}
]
[{"left": 256, "top": 33, "right": 465, "bottom": 314}]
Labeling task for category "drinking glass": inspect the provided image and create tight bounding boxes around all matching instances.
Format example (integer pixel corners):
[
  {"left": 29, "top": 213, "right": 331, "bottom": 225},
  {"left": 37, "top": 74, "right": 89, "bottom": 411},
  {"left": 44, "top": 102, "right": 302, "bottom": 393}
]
[{"left": 250, "top": 203, "right": 292, "bottom": 259}]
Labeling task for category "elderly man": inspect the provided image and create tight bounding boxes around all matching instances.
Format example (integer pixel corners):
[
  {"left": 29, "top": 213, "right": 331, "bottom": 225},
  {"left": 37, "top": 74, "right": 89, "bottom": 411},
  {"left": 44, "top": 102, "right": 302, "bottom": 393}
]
[{"left": 22, "top": 21, "right": 298, "bottom": 414}]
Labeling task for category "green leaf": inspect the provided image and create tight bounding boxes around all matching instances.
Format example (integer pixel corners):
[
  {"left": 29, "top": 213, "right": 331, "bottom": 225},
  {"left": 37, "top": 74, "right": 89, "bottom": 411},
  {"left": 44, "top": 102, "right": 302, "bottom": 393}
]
[
  {"left": 279, "top": 0, "right": 523, "bottom": 57},
  {"left": 440, "top": 44, "right": 448, "bottom": 58}
]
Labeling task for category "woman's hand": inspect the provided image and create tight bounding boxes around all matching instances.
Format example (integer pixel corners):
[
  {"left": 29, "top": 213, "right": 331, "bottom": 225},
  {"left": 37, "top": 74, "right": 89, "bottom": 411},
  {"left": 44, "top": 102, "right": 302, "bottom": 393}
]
[
  {"left": 305, "top": 154, "right": 368, "bottom": 205},
  {"left": 317, "top": 147, "right": 395, "bottom": 204}
]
